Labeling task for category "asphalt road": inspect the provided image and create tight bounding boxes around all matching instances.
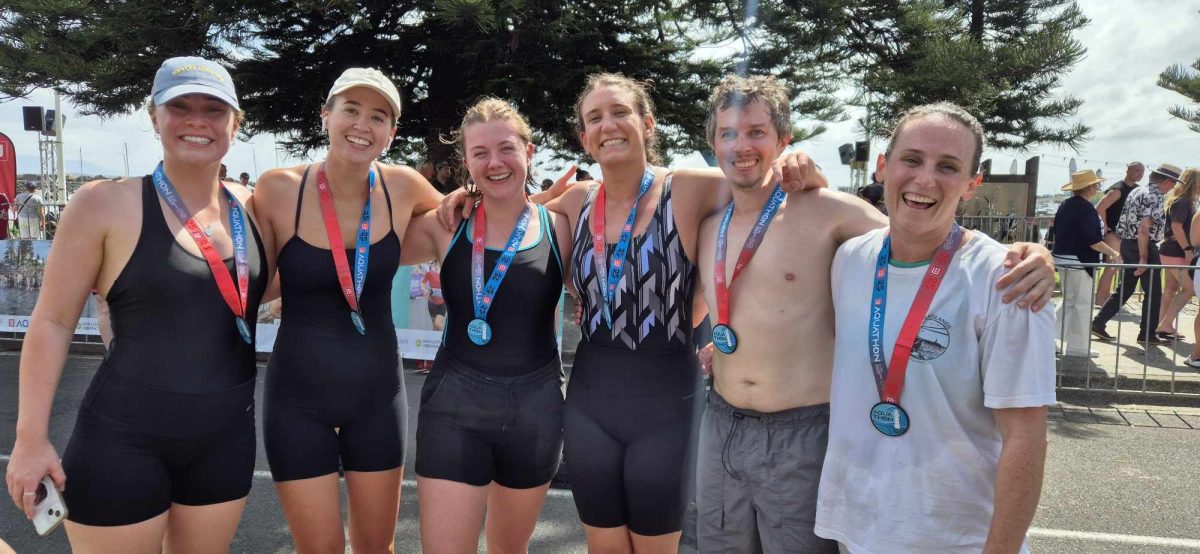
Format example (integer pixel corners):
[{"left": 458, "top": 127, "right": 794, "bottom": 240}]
[{"left": 2, "top": 352, "right": 1200, "bottom": 553}]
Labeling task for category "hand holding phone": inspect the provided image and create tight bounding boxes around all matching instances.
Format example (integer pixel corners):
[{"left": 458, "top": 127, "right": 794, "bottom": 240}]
[{"left": 31, "top": 476, "right": 67, "bottom": 536}]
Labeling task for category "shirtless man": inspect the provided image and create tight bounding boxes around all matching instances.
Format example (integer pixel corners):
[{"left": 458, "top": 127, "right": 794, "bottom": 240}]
[{"left": 693, "top": 75, "right": 1055, "bottom": 553}]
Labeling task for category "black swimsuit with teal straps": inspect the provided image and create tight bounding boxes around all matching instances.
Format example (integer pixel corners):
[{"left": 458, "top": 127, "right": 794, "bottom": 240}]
[
  {"left": 564, "top": 175, "right": 702, "bottom": 535},
  {"left": 415, "top": 204, "right": 567, "bottom": 488},
  {"left": 264, "top": 166, "right": 407, "bottom": 481},
  {"left": 62, "top": 176, "right": 268, "bottom": 526}
]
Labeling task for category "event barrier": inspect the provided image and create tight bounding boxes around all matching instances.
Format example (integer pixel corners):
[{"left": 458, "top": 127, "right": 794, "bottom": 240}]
[{"left": 1054, "top": 259, "right": 1200, "bottom": 398}]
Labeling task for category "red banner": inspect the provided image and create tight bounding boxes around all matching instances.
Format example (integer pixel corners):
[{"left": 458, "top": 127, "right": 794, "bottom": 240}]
[{"left": 0, "top": 133, "right": 14, "bottom": 239}]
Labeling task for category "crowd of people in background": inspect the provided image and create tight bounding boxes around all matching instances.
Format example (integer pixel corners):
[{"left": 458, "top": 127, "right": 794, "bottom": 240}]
[{"left": 1051, "top": 161, "right": 1200, "bottom": 367}]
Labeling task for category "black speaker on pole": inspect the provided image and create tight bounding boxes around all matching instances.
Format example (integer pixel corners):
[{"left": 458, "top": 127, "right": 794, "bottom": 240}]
[
  {"left": 854, "top": 141, "right": 869, "bottom": 162},
  {"left": 43, "top": 110, "right": 60, "bottom": 137},
  {"left": 838, "top": 143, "right": 854, "bottom": 165},
  {"left": 23, "top": 106, "right": 45, "bottom": 132}
]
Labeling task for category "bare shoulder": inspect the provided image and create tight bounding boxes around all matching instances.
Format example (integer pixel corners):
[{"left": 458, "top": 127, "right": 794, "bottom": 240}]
[
  {"left": 378, "top": 163, "right": 427, "bottom": 189},
  {"left": 670, "top": 167, "right": 724, "bottom": 185},
  {"left": 255, "top": 164, "right": 307, "bottom": 193},
  {"left": 72, "top": 177, "right": 140, "bottom": 215},
  {"left": 789, "top": 188, "right": 887, "bottom": 241},
  {"left": 549, "top": 181, "right": 592, "bottom": 218}
]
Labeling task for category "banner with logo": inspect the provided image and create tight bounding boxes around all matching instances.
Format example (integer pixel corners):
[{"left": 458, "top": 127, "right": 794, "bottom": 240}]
[
  {"left": 2, "top": 246, "right": 559, "bottom": 358},
  {"left": 0, "top": 240, "right": 99, "bottom": 334}
]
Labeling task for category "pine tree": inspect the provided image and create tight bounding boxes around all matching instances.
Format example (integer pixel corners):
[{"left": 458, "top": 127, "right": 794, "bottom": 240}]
[
  {"left": 0, "top": 1, "right": 732, "bottom": 165},
  {"left": 1159, "top": 58, "right": 1200, "bottom": 133},
  {"left": 709, "top": 0, "right": 1091, "bottom": 151}
]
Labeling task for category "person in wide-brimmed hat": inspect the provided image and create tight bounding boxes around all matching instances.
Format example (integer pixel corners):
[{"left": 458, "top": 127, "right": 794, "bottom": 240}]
[
  {"left": 1053, "top": 170, "right": 1121, "bottom": 357},
  {"left": 1093, "top": 162, "right": 1182, "bottom": 343}
]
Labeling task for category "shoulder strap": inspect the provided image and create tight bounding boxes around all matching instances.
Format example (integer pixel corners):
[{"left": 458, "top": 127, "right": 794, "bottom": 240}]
[
  {"left": 293, "top": 164, "right": 313, "bottom": 230},
  {"left": 376, "top": 163, "right": 395, "bottom": 232},
  {"left": 540, "top": 203, "right": 564, "bottom": 276}
]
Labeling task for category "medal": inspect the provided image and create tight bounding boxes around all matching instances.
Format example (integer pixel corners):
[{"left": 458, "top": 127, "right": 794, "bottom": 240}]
[
  {"left": 350, "top": 311, "right": 366, "bottom": 335},
  {"left": 866, "top": 224, "right": 964, "bottom": 437},
  {"left": 469, "top": 200, "right": 532, "bottom": 347},
  {"left": 869, "top": 402, "right": 909, "bottom": 437},
  {"left": 467, "top": 318, "right": 492, "bottom": 345},
  {"left": 315, "top": 163, "right": 375, "bottom": 335},
  {"left": 712, "top": 323, "right": 737, "bottom": 354},
  {"left": 151, "top": 163, "right": 252, "bottom": 345},
  {"left": 235, "top": 316, "right": 252, "bottom": 344},
  {"left": 712, "top": 184, "right": 786, "bottom": 355},
  {"left": 592, "top": 167, "right": 655, "bottom": 327}
]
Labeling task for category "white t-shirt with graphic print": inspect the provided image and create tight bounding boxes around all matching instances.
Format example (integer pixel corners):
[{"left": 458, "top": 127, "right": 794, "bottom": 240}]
[{"left": 815, "top": 228, "right": 1057, "bottom": 554}]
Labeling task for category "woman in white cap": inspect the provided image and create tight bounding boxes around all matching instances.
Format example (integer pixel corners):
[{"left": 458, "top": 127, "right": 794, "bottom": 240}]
[
  {"left": 251, "top": 68, "right": 441, "bottom": 552},
  {"left": 1052, "top": 170, "right": 1121, "bottom": 358},
  {"left": 6, "top": 56, "right": 269, "bottom": 551}
]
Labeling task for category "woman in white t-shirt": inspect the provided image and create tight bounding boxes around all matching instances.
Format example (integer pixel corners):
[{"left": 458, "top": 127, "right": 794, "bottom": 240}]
[{"left": 815, "top": 103, "right": 1057, "bottom": 554}]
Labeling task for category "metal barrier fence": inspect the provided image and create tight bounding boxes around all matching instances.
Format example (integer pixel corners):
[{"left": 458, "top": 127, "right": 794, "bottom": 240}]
[
  {"left": 1053, "top": 259, "right": 1200, "bottom": 398},
  {"left": 958, "top": 215, "right": 1054, "bottom": 244}
]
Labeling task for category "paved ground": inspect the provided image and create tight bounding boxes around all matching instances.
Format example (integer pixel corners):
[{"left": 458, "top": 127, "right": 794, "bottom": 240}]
[{"left": 3, "top": 352, "right": 1200, "bottom": 553}]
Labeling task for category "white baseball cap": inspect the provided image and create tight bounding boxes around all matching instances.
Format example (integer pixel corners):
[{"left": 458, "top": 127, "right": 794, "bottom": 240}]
[{"left": 327, "top": 68, "right": 402, "bottom": 123}]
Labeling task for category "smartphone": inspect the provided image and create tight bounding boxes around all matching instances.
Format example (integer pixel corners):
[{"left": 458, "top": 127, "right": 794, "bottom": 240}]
[{"left": 31, "top": 476, "right": 67, "bottom": 536}]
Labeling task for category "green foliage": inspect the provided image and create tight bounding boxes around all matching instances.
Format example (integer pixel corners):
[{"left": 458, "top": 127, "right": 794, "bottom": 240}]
[
  {"left": 0, "top": 0, "right": 1090, "bottom": 164},
  {"left": 704, "top": 0, "right": 1090, "bottom": 152},
  {"left": 1158, "top": 58, "right": 1200, "bottom": 133}
]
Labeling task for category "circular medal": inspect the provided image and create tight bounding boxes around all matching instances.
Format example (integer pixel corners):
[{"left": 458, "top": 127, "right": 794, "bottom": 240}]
[
  {"left": 350, "top": 311, "right": 367, "bottom": 335},
  {"left": 235, "top": 316, "right": 252, "bottom": 345},
  {"left": 712, "top": 324, "right": 737, "bottom": 354},
  {"left": 467, "top": 318, "right": 492, "bottom": 346},
  {"left": 870, "top": 402, "right": 909, "bottom": 437}
]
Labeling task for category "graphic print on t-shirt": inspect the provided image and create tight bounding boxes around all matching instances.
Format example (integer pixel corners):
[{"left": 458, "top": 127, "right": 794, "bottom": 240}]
[{"left": 912, "top": 314, "right": 951, "bottom": 361}]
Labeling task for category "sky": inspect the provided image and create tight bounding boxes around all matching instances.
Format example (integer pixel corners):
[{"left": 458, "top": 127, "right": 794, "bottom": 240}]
[{"left": 2, "top": 0, "right": 1198, "bottom": 197}]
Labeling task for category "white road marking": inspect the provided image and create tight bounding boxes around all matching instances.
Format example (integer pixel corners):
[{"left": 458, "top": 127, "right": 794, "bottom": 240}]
[
  {"left": 3, "top": 455, "right": 1195, "bottom": 541},
  {"left": 1027, "top": 527, "right": 1200, "bottom": 548}
]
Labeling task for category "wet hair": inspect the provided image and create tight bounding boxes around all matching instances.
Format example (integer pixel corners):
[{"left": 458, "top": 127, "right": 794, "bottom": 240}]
[
  {"left": 884, "top": 102, "right": 985, "bottom": 175},
  {"left": 574, "top": 73, "right": 663, "bottom": 166},
  {"left": 705, "top": 74, "right": 793, "bottom": 145},
  {"left": 445, "top": 97, "right": 536, "bottom": 195},
  {"left": 145, "top": 96, "right": 245, "bottom": 126}
]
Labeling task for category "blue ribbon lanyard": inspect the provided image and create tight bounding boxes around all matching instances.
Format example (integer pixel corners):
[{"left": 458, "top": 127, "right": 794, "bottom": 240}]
[
  {"left": 711, "top": 184, "right": 787, "bottom": 354},
  {"left": 151, "top": 162, "right": 252, "bottom": 344},
  {"left": 469, "top": 201, "right": 533, "bottom": 345},
  {"left": 591, "top": 167, "right": 656, "bottom": 327},
  {"left": 868, "top": 224, "right": 964, "bottom": 400},
  {"left": 314, "top": 163, "right": 374, "bottom": 335}
]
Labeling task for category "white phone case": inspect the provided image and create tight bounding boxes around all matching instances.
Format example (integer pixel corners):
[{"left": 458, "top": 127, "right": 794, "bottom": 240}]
[{"left": 31, "top": 476, "right": 67, "bottom": 537}]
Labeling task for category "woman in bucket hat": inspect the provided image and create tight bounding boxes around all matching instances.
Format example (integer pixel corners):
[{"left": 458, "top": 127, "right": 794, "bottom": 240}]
[
  {"left": 252, "top": 67, "right": 443, "bottom": 553},
  {"left": 1053, "top": 170, "right": 1121, "bottom": 357},
  {"left": 6, "top": 56, "right": 268, "bottom": 551}
]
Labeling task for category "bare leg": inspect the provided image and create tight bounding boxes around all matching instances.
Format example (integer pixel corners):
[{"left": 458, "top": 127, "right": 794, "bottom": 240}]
[
  {"left": 65, "top": 511, "right": 168, "bottom": 554},
  {"left": 418, "top": 476, "right": 488, "bottom": 554},
  {"left": 629, "top": 530, "right": 682, "bottom": 554},
  {"left": 484, "top": 482, "right": 552, "bottom": 554},
  {"left": 345, "top": 468, "right": 404, "bottom": 554},
  {"left": 583, "top": 524, "right": 634, "bottom": 554},
  {"left": 163, "top": 498, "right": 249, "bottom": 554},
  {"left": 275, "top": 473, "right": 345, "bottom": 554}
]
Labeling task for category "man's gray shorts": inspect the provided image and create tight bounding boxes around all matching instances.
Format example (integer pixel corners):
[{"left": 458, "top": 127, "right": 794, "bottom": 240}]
[{"left": 696, "top": 390, "right": 838, "bottom": 554}]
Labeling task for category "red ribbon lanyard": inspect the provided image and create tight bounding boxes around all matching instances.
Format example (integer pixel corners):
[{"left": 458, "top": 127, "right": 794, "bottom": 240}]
[
  {"left": 878, "top": 227, "right": 963, "bottom": 405},
  {"left": 315, "top": 163, "right": 369, "bottom": 314}
]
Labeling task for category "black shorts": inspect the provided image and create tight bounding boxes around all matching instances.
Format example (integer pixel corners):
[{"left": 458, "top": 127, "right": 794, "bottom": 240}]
[
  {"left": 62, "top": 371, "right": 256, "bottom": 526},
  {"left": 562, "top": 341, "right": 702, "bottom": 536},
  {"left": 265, "top": 382, "right": 407, "bottom": 482},
  {"left": 428, "top": 301, "right": 446, "bottom": 319},
  {"left": 415, "top": 351, "right": 564, "bottom": 489}
]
